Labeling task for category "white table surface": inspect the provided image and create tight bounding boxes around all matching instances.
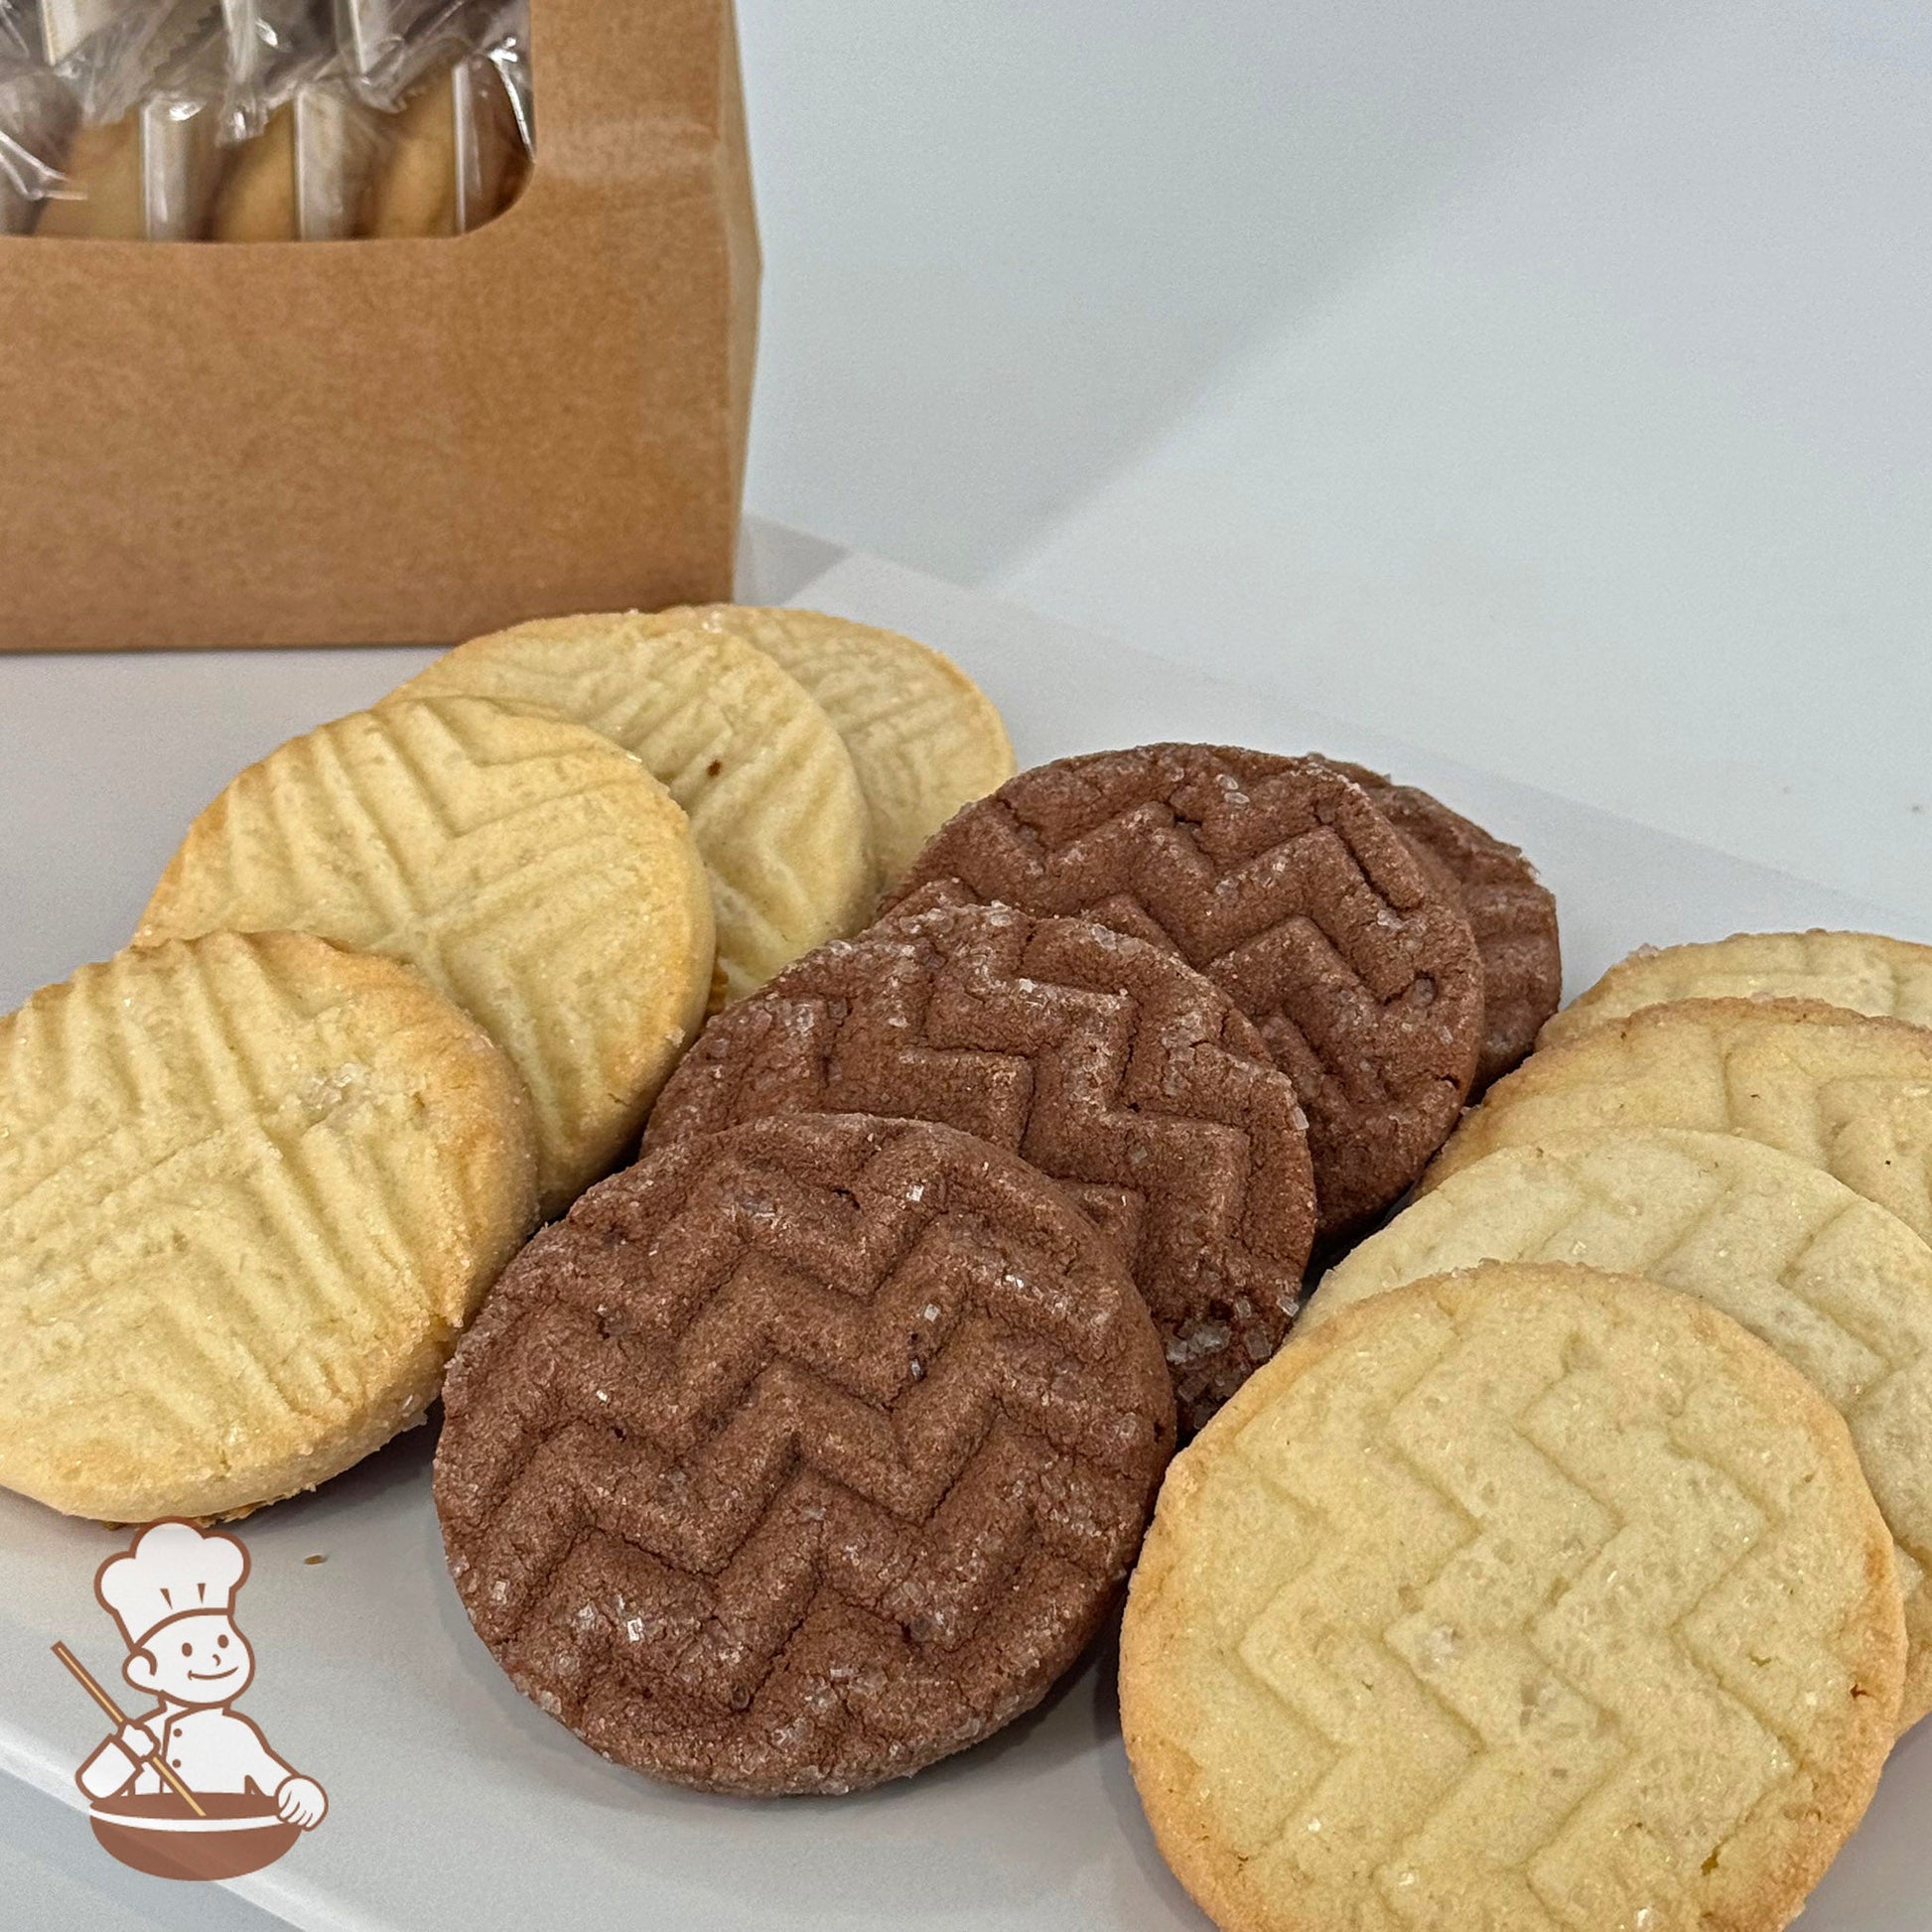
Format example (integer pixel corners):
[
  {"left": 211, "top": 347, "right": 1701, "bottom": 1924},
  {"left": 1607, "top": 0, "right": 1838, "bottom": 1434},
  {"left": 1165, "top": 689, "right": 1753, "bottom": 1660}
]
[{"left": 1, "top": 529, "right": 1928, "bottom": 1932}]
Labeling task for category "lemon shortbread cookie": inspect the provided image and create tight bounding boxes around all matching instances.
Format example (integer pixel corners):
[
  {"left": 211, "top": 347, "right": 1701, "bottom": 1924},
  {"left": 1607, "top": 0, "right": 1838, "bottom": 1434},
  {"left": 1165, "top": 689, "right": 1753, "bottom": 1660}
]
[
  {"left": 0, "top": 931, "right": 537, "bottom": 1523},
  {"left": 1121, "top": 1262, "right": 1903, "bottom": 1932},
  {"left": 1309, "top": 1129, "right": 1932, "bottom": 1725},
  {"left": 1427, "top": 998, "right": 1932, "bottom": 1243},
  {"left": 137, "top": 697, "right": 713, "bottom": 1218},
  {"left": 650, "top": 605, "right": 1017, "bottom": 887},
  {"left": 389, "top": 614, "right": 873, "bottom": 1002},
  {"left": 1542, "top": 930, "right": 1932, "bottom": 1050}
]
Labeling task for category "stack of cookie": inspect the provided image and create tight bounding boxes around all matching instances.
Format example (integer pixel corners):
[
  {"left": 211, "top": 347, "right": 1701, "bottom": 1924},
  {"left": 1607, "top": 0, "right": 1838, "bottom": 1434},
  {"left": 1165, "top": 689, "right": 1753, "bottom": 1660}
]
[
  {"left": 0, "top": 607, "right": 1013, "bottom": 1528},
  {"left": 1123, "top": 929, "right": 1932, "bottom": 1932},
  {"left": 434, "top": 743, "right": 1563, "bottom": 1793}
]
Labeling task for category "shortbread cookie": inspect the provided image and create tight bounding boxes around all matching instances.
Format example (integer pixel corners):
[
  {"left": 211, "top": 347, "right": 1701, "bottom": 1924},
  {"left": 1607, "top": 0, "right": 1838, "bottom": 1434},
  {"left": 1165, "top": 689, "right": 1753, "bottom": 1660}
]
[
  {"left": 35, "top": 114, "right": 144, "bottom": 239},
  {"left": 0, "top": 931, "right": 537, "bottom": 1523},
  {"left": 1542, "top": 930, "right": 1932, "bottom": 1050},
  {"left": 137, "top": 697, "right": 713, "bottom": 1217},
  {"left": 647, "top": 901, "right": 1316, "bottom": 1431},
  {"left": 210, "top": 100, "right": 298, "bottom": 241},
  {"left": 646, "top": 606, "right": 1017, "bottom": 887},
  {"left": 389, "top": 614, "right": 874, "bottom": 1002},
  {"left": 0, "top": 63, "right": 75, "bottom": 236},
  {"left": 436, "top": 1113, "right": 1174, "bottom": 1795},
  {"left": 1321, "top": 761, "right": 1560, "bottom": 1090},
  {"left": 1426, "top": 998, "right": 1932, "bottom": 1243},
  {"left": 1308, "top": 1128, "right": 1932, "bottom": 1725},
  {"left": 361, "top": 51, "right": 521, "bottom": 236},
  {"left": 885, "top": 746, "right": 1483, "bottom": 1233},
  {"left": 1121, "top": 1262, "right": 1903, "bottom": 1932}
]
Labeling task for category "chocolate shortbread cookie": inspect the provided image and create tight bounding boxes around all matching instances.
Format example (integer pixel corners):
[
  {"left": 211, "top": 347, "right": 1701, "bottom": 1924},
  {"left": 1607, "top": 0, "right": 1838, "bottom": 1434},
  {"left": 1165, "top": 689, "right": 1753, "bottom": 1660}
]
[
  {"left": 648, "top": 901, "right": 1316, "bottom": 1431},
  {"left": 1320, "top": 760, "right": 1560, "bottom": 1089},
  {"left": 434, "top": 1113, "right": 1175, "bottom": 1797},
  {"left": 886, "top": 746, "right": 1483, "bottom": 1233}
]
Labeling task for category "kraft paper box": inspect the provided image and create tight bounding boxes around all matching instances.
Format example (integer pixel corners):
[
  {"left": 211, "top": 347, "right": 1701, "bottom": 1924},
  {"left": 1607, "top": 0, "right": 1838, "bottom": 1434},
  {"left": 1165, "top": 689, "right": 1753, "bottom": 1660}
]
[{"left": 0, "top": 0, "right": 759, "bottom": 650}]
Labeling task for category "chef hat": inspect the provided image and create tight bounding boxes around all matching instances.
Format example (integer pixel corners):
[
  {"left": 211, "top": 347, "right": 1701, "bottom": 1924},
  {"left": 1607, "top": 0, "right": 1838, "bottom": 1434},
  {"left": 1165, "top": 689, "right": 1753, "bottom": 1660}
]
[{"left": 95, "top": 1521, "right": 250, "bottom": 1651}]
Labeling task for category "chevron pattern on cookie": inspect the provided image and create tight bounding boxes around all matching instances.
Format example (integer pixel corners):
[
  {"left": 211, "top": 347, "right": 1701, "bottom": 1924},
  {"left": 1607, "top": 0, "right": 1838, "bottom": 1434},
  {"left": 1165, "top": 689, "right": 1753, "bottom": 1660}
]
[
  {"left": 1541, "top": 930, "right": 1932, "bottom": 1050},
  {"left": 434, "top": 1113, "right": 1174, "bottom": 1796},
  {"left": 389, "top": 611, "right": 877, "bottom": 1001},
  {"left": 137, "top": 695, "right": 716, "bottom": 1216},
  {"left": 1310, "top": 1128, "right": 1932, "bottom": 1727},
  {"left": 1319, "top": 760, "right": 1560, "bottom": 1091},
  {"left": 639, "top": 605, "right": 1017, "bottom": 887},
  {"left": 647, "top": 901, "right": 1316, "bottom": 1432},
  {"left": 1121, "top": 1263, "right": 1903, "bottom": 1932},
  {"left": 0, "top": 931, "right": 537, "bottom": 1523},
  {"left": 884, "top": 745, "right": 1483, "bottom": 1234},
  {"left": 1426, "top": 997, "right": 1932, "bottom": 1244}
]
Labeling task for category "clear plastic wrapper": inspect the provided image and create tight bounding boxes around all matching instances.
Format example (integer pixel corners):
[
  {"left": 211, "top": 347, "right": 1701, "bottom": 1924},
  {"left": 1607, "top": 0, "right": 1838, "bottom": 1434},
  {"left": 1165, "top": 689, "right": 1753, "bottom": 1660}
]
[
  {"left": 41, "top": 0, "right": 209, "bottom": 124},
  {"left": 212, "top": 64, "right": 384, "bottom": 240},
  {"left": 359, "top": 0, "right": 524, "bottom": 236},
  {"left": 18, "top": 0, "right": 529, "bottom": 238},
  {"left": 333, "top": 0, "right": 477, "bottom": 109},
  {"left": 0, "top": 7, "right": 78, "bottom": 233},
  {"left": 215, "top": 2, "right": 393, "bottom": 242},
  {"left": 219, "top": 0, "right": 328, "bottom": 138},
  {"left": 35, "top": 0, "right": 226, "bottom": 238},
  {"left": 481, "top": 0, "right": 524, "bottom": 157}
]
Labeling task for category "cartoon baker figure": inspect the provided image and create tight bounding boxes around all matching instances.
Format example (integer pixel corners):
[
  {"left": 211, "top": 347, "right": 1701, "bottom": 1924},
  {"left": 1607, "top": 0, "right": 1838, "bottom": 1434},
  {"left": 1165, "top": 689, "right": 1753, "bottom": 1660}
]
[{"left": 70, "top": 1521, "right": 327, "bottom": 1831}]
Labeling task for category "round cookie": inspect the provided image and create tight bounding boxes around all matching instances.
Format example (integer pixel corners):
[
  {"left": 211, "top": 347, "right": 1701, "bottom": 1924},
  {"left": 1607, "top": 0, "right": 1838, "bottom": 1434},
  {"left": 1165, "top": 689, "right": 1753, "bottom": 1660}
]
[
  {"left": 1426, "top": 997, "right": 1932, "bottom": 1243},
  {"left": 884, "top": 745, "right": 1484, "bottom": 1234},
  {"left": 137, "top": 696, "right": 714, "bottom": 1218},
  {"left": 1308, "top": 1128, "right": 1932, "bottom": 1726},
  {"left": 1542, "top": 929, "right": 1932, "bottom": 1050},
  {"left": 0, "top": 931, "right": 537, "bottom": 1523},
  {"left": 388, "top": 613, "right": 875, "bottom": 1003},
  {"left": 1121, "top": 1262, "right": 1904, "bottom": 1932},
  {"left": 435, "top": 1113, "right": 1175, "bottom": 1796},
  {"left": 1320, "top": 760, "right": 1560, "bottom": 1090},
  {"left": 645, "top": 605, "right": 1017, "bottom": 887},
  {"left": 647, "top": 900, "right": 1316, "bottom": 1432}
]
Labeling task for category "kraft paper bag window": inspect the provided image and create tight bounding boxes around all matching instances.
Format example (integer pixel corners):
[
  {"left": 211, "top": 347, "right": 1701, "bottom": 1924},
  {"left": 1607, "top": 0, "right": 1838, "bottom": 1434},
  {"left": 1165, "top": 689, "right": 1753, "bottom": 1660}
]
[
  {"left": 0, "top": 0, "right": 758, "bottom": 649},
  {"left": 0, "top": 0, "right": 534, "bottom": 238}
]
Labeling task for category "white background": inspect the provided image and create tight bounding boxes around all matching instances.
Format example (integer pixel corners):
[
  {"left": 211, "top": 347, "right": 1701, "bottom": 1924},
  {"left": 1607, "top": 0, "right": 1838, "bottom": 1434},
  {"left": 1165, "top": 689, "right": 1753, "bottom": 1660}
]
[{"left": 744, "top": 0, "right": 1931, "bottom": 924}]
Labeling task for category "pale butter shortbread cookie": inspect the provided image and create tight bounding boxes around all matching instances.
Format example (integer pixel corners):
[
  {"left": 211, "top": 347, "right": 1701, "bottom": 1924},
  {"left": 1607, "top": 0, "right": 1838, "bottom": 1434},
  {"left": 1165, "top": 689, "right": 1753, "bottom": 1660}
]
[
  {"left": 1427, "top": 998, "right": 1932, "bottom": 1243},
  {"left": 1122, "top": 1262, "right": 1903, "bottom": 1932},
  {"left": 1542, "top": 930, "right": 1932, "bottom": 1049},
  {"left": 138, "top": 697, "right": 713, "bottom": 1218},
  {"left": 389, "top": 614, "right": 874, "bottom": 1003},
  {"left": 1309, "top": 1129, "right": 1932, "bottom": 1726},
  {"left": 648, "top": 606, "right": 1017, "bottom": 887},
  {"left": 0, "top": 931, "right": 537, "bottom": 1523}
]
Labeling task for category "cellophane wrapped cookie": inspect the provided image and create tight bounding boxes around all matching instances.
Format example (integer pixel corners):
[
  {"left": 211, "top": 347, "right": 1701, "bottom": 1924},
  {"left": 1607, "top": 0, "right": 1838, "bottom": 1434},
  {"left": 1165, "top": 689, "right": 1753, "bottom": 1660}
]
[
  {"left": 213, "top": 0, "right": 388, "bottom": 240},
  {"left": 36, "top": 0, "right": 227, "bottom": 239},
  {"left": 0, "top": 5, "right": 77, "bottom": 233},
  {"left": 21, "top": 0, "right": 530, "bottom": 239},
  {"left": 354, "top": 0, "right": 527, "bottom": 236}
]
